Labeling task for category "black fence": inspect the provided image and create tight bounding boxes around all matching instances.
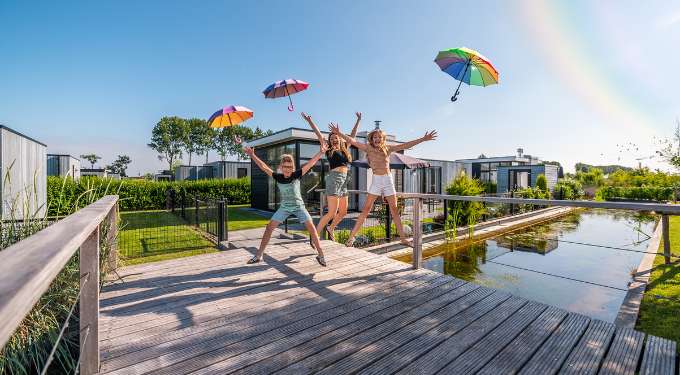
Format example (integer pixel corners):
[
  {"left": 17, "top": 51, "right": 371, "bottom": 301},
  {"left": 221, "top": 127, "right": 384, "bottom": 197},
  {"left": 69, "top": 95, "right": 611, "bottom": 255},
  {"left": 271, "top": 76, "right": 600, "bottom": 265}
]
[{"left": 116, "top": 190, "right": 227, "bottom": 261}]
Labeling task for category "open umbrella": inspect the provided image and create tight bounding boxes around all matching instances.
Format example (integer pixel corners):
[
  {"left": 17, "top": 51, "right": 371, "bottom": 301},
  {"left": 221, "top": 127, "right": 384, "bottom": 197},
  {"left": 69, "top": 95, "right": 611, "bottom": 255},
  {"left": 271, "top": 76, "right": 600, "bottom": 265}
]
[
  {"left": 263, "top": 79, "right": 309, "bottom": 111},
  {"left": 208, "top": 106, "right": 253, "bottom": 143},
  {"left": 434, "top": 47, "right": 498, "bottom": 102},
  {"left": 351, "top": 153, "right": 430, "bottom": 169}
]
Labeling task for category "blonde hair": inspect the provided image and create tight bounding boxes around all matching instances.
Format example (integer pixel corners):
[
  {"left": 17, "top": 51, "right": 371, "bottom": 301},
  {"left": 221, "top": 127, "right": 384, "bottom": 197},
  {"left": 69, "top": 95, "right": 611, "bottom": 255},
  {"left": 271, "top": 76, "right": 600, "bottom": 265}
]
[
  {"left": 327, "top": 133, "right": 352, "bottom": 163},
  {"left": 280, "top": 154, "right": 294, "bottom": 164},
  {"left": 366, "top": 129, "right": 389, "bottom": 155}
]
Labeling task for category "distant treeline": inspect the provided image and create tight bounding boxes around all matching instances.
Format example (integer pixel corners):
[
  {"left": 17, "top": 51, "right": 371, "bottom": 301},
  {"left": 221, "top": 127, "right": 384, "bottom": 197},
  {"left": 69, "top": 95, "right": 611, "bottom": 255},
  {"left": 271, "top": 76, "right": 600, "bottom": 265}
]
[{"left": 574, "top": 162, "right": 633, "bottom": 175}]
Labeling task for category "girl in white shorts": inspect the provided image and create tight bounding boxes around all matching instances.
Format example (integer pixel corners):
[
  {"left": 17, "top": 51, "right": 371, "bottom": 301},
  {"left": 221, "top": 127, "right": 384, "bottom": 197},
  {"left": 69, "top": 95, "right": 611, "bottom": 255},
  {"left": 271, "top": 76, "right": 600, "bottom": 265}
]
[{"left": 329, "top": 124, "right": 437, "bottom": 247}]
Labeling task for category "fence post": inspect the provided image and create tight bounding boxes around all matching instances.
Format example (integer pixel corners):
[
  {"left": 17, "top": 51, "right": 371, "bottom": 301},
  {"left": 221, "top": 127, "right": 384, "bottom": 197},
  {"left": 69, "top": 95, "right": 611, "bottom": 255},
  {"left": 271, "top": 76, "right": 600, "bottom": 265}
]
[
  {"left": 166, "top": 190, "right": 171, "bottom": 211},
  {"left": 80, "top": 226, "right": 100, "bottom": 375},
  {"left": 662, "top": 214, "right": 671, "bottom": 264},
  {"left": 285, "top": 219, "right": 288, "bottom": 233},
  {"left": 320, "top": 192, "right": 326, "bottom": 239},
  {"left": 413, "top": 197, "right": 423, "bottom": 269},
  {"left": 560, "top": 187, "right": 564, "bottom": 201},
  {"left": 510, "top": 191, "right": 514, "bottom": 215},
  {"left": 106, "top": 204, "right": 117, "bottom": 271},
  {"left": 385, "top": 197, "right": 392, "bottom": 242},
  {"left": 171, "top": 190, "right": 176, "bottom": 214},
  {"left": 223, "top": 196, "right": 229, "bottom": 242},
  {"left": 181, "top": 190, "right": 186, "bottom": 219},
  {"left": 217, "top": 198, "right": 224, "bottom": 243},
  {"left": 195, "top": 195, "right": 200, "bottom": 227},
  {"left": 482, "top": 201, "right": 486, "bottom": 222}
]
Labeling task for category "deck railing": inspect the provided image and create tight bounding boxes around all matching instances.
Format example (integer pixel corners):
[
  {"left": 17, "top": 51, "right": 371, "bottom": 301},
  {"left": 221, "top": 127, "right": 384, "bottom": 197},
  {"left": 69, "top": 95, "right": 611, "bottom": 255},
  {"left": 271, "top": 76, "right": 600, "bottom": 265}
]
[
  {"left": 317, "top": 189, "right": 680, "bottom": 269},
  {"left": 0, "top": 195, "right": 118, "bottom": 375}
]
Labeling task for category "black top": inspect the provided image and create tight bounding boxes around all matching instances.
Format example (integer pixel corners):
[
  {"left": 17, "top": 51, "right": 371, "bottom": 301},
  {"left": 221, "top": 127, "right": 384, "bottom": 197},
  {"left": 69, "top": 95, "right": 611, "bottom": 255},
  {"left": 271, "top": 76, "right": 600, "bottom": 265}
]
[
  {"left": 272, "top": 169, "right": 303, "bottom": 184},
  {"left": 326, "top": 150, "right": 350, "bottom": 170}
]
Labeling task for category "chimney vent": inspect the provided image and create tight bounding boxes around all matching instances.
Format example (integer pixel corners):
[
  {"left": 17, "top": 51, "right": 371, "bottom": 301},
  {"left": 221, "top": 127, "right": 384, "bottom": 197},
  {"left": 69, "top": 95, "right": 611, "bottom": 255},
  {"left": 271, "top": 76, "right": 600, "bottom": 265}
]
[
  {"left": 517, "top": 148, "right": 524, "bottom": 158},
  {"left": 374, "top": 120, "right": 381, "bottom": 129}
]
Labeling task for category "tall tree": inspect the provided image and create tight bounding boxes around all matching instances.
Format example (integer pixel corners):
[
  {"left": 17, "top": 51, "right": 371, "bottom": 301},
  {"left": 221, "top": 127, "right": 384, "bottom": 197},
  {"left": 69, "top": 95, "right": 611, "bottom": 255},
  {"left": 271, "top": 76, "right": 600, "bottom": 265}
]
[
  {"left": 80, "top": 154, "right": 101, "bottom": 169},
  {"left": 656, "top": 117, "right": 680, "bottom": 170},
  {"left": 211, "top": 124, "right": 273, "bottom": 161},
  {"left": 109, "top": 155, "right": 131, "bottom": 177},
  {"left": 147, "top": 116, "right": 186, "bottom": 172},
  {"left": 184, "top": 118, "right": 205, "bottom": 166},
  {"left": 192, "top": 119, "right": 215, "bottom": 164}
]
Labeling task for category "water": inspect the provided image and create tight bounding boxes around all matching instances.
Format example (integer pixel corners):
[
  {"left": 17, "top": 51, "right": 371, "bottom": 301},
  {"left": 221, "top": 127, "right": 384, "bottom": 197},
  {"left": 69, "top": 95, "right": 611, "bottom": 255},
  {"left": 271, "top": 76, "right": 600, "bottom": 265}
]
[{"left": 397, "top": 209, "right": 657, "bottom": 322}]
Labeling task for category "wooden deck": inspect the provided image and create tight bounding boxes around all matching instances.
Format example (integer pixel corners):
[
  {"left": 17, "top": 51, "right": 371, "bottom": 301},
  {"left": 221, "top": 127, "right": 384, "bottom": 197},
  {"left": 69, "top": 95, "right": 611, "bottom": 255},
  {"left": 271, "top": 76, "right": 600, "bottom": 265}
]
[{"left": 98, "top": 229, "right": 678, "bottom": 375}]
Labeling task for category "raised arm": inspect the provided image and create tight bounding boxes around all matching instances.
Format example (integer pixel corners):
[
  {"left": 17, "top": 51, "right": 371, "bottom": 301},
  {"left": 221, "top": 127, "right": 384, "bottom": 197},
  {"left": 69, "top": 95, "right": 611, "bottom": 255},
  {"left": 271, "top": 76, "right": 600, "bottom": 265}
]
[
  {"left": 391, "top": 131, "right": 438, "bottom": 152},
  {"left": 349, "top": 112, "right": 361, "bottom": 139},
  {"left": 329, "top": 123, "right": 367, "bottom": 151},
  {"left": 301, "top": 112, "right": 329, "bottom": 148},
  {"left": 301, "top": 143, "right": 329, "bottom": 175},
  {"left": 244, "top": 145, "right": 274, "bottom": 177}
]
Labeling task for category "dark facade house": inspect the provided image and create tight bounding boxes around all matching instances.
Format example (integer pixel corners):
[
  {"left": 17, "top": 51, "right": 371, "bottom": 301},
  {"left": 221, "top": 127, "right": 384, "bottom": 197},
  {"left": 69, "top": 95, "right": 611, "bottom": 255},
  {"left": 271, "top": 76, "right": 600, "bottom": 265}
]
[
  {"left": 47, "top": 154, "right": 81, "bottom": 179},
  {"left": 496, "top": 164, "right": 560, "bottom": 193}
]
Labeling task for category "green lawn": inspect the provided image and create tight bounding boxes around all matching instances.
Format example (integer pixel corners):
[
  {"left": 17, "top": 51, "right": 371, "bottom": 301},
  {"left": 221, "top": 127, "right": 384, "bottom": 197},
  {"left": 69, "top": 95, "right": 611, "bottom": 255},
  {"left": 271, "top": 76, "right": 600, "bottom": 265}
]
[
  {"left": 636, "top": 216, "right": 680, "bottom": 351},
  {"left": 227, "top": 204, "right": 271, "bottom": 231}
]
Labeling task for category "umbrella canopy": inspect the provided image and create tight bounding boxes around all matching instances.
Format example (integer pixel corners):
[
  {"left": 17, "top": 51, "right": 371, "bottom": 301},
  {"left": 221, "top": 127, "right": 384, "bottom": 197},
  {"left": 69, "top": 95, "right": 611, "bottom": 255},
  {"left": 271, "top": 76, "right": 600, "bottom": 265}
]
[
  {"left": 262, "top": 79, "right": 309, "bottom": 111},
  {"left": 351, "top": 153, "right": 430, "bottom": 169},
  {"left": 208, "top": 106, "right": 253, "bottom": 128},
  {"left": 434, "top": 47, "right": 498, "bottom": 101}
]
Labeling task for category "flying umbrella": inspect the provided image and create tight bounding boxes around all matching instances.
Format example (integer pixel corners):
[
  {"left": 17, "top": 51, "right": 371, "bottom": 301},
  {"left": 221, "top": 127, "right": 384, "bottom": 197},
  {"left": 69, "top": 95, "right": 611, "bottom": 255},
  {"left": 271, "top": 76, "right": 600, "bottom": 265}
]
[
  {"left": 207, "top": 106, "right": 254, "bottom": 143},
  {"left": 262, "top": 79, "right": 309, "bottom": 111},
  {"left": 434, "top": 47, "right": 498, "bottom": 102}
]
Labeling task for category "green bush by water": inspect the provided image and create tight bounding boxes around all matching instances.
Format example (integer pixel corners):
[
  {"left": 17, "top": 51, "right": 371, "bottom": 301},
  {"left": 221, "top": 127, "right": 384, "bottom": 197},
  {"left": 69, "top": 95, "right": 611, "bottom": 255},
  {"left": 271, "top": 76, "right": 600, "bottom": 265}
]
[
  {"left": 445, "top": 172, "right": 486, "bottom": 227},
  {"left": 47, "top": 176, "right": 251, "bottom": 215},
  {"left": 596, "top": 186, "right": 674, "bottom": 201}
]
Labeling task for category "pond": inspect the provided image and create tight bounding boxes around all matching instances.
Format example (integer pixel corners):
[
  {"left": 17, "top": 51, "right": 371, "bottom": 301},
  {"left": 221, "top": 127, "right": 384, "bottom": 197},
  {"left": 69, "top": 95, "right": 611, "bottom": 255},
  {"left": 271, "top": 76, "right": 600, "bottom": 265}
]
[{"left": 395, "top": 209, "right": 658, "bottom": 323}]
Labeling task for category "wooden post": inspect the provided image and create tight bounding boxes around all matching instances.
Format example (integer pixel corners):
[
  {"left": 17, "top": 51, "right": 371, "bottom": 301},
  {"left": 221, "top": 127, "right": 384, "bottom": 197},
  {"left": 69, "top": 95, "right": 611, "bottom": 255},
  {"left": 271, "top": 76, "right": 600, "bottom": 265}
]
[
  {"left": 80, "top": 226, "right": 100, "bottom": 375},
  {"left": 319, "top": 193, "right": 326, "bottom": 239},
  {"left": 105, "top": 205, "right": 117, "bottom": 271},
  {"left": 662, "top": 214, "right": 671, "bottom": 265},
  {"left": 385, "top": 197, "right": 392, "bottom": 242},
  {"left": 413, "top": 197, "right": 423, "bottom": 269}
]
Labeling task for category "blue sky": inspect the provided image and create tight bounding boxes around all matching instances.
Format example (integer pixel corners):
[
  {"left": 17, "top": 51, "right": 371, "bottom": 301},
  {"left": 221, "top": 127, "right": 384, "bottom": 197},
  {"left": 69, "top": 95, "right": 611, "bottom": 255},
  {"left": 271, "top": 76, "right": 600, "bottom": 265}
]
[{"left": 1, "top": 0, "right": 679, "bottom": 175}]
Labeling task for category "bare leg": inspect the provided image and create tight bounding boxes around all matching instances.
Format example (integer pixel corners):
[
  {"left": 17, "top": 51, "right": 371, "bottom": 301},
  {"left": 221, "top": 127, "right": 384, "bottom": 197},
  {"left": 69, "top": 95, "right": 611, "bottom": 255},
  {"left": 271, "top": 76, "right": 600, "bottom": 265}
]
[
  {"left": 250, "top": 220, "right": 280, "bottom": 262},
  {"left": 304, "top": 221, "right": 325, "bottom": 263},
  {"left": 347, "top": 194, "right": 378, "bottom": 246},
  {"left": 386, "top": 195, "right": 413, "bottom": 247},
  {"left": 316, "top": 196, "right": 339, "bottom": 239},
  {"left": 328, "top": 196, "right": 348, "bottom": 234}
]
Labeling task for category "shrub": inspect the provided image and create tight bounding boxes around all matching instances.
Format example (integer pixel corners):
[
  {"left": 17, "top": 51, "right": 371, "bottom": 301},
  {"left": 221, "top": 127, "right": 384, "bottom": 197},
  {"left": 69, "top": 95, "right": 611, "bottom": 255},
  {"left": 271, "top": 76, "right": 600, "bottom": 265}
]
[
  {"left": 47, "top": 176, "right": 251, "bottom": 216},
  {"left": 481, "top": 181, "right": 497, "bottom": 194},
  {"left": 596, "top": 186, "right": 673, "bottom": 201},
  {"left": 536, "top": 174, "right": 548, "bottom": 192},
  {"left": 445, "top": 172, "right": 486, "bottom": 227},
  {"left": 552, "top": 178, "right": 583, "bottom": 200}
]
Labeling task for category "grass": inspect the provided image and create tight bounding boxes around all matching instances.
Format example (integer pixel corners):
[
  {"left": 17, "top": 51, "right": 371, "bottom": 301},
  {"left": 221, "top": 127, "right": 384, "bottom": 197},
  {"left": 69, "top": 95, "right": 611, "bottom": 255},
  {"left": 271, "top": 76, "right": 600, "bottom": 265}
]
[
  {"left": 119, "top": 248, "right": 219, "bottom": 267},
  {"left": 636, "top": 216, "right": 680, "bottom": 351},
  {"left": 227, "top": 204, "right": 271, "bottom": 231}
]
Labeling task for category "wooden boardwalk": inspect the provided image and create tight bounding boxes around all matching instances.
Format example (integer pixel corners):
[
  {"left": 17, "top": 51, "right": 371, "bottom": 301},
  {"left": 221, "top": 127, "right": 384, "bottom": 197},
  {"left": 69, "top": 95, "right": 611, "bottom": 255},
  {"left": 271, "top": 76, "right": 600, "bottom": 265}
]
[{"left": 98, "top": 229, "right": 678, "bottom": 375}]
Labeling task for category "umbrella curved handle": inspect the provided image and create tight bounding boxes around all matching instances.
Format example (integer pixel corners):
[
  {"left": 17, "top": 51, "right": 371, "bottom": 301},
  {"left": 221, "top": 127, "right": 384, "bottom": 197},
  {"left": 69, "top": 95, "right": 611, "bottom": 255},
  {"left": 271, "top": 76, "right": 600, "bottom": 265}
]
[
  {"left": 451, "top": 96, "right": 458, "bottom": 102},
  {"left": 288, "top": 103, "right": 294, "bottom": 111},
  {"left": 233, "top": 134, "right": 242, "bottom": 144}
]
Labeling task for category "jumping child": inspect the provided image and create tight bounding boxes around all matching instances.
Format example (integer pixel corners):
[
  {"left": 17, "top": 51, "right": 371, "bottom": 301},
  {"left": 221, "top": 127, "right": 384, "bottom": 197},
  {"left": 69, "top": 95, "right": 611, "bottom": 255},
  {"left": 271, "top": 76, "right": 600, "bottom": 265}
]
[
  {"left": 244, "top": 143, "right": 329, "bottom": 266},
  {"left": 301, "top": 111, "right": 361, "bottom": 241},
  {"left": 328, "top": 124, "right": 437, "bottom": 247}
]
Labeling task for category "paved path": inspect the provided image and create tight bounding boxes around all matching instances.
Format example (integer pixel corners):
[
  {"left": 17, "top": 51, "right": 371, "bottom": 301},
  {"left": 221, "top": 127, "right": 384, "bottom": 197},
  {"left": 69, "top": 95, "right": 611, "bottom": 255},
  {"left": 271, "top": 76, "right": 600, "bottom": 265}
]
[{"left": 97, "top": 231, "right": 677, "bottom": 374}]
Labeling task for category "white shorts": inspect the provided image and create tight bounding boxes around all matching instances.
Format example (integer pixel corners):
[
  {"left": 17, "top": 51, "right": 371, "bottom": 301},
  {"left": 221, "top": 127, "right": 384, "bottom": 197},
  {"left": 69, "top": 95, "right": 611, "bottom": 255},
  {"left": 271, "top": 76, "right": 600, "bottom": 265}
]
[{"left": 368, "top": 174, "right": 396, "bottom": 196}]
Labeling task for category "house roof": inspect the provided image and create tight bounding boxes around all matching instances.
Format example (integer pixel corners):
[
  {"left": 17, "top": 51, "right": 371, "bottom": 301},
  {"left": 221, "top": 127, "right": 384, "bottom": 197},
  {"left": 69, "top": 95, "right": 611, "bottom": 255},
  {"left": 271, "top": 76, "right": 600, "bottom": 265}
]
[
  {"left": 454, "top": 156, "right": 533, "bottom": 163},
  {"left": 245, "top": 127, "right": 404, "bottom": 148}
]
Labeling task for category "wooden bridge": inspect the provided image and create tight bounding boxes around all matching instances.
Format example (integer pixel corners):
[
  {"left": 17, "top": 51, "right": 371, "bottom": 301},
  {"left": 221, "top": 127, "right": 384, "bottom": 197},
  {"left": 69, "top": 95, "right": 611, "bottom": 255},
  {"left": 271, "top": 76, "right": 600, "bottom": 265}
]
[{"left": 96, "top": 228, "right": 677, "bottom": 375}]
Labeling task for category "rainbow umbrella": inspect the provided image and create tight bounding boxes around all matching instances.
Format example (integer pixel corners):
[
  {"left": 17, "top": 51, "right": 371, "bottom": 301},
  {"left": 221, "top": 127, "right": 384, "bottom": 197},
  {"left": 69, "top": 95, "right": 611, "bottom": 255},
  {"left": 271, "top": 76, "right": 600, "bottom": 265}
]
[
  {"left": 434, "top": 47, "right": 498, "bottom": 102},
  {"left": 208, "top": 106, "right": 253, "bottom": 143},
  {"left": 262, "top": 79, "right": 309, "bottom": 111}
]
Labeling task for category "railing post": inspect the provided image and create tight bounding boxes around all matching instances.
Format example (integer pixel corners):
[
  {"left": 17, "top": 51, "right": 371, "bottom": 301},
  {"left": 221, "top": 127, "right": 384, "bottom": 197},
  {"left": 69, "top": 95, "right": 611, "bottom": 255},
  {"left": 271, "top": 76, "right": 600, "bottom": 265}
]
[
  {"left": 413, "top": 197, "right": 423, "bottom": 269},
  {"left": 285, "top": 219, "right": 288, "bottom": 233},
  {"left": 195, "top": 195, "right": 200, "bottom": 227},
  {"left": 510, "top": 191, "right": 515, "bottom": 215},
  {"left": 320, "top": 192, "right": 326, "bottom": 239},
  {"left": 662, "top": 214, "right": 671, "bottom": 264},
  {"left": 106, "top": 204, "right": 117, "bottom": 271},
  {"left": 80, "top": 226, "right": 100, "bottom": 375},
  {"left": 385, "top": 197, "right": 392, "bottom": 242}
]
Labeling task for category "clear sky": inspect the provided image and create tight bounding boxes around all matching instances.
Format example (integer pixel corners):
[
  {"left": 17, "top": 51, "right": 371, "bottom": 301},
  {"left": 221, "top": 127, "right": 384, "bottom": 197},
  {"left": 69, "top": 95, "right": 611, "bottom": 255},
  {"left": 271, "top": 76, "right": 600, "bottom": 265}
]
[{"left": 1, "top": 1, "right": 679, "bottom": 175}]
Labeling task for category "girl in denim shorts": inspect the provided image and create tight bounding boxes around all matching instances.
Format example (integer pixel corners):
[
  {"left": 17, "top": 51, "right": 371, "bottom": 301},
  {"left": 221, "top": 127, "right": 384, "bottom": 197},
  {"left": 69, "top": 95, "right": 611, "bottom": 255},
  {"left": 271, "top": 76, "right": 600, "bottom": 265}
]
[{"left": 243, "top": 144, "right": 328, "bottom": 266}]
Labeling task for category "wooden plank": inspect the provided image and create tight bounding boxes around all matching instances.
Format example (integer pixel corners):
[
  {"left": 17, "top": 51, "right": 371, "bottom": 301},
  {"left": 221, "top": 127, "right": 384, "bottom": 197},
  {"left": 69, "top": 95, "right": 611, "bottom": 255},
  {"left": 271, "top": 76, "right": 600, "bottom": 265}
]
[
  {"left": 556, "top": 319, "right": 615, "bottom": 375},
  {"left": 228, "top": 278, "right": 472, "bottom": 375},
  {"left": 639, "top": 335, "right": 677, "bottom": 375},
  {"left": 277, "top": 283, "right": 490, "bottom": 375},
  {"left": 118, "top": 272, "right": 445, "bottom": 375},
  {"left": 99, "top": 267, "right": 436, "bottom": 373},
  {"left": 413, "top": 197, "right": 423, "bottom": 269},
  {"left": 343, "top": 292, "right": 521, "bottom": 375},
  {"left": 598, "top": 326, "right": 645, "bottom": 375},
  {"left": 0, "top": 195, "right": 118, "bottom": 349},
  {"left": 80, "top": 226, "right": 100, "bottom": 375},
  {"left": 476, "top": 306, "right": 568, "bottom": 375}
]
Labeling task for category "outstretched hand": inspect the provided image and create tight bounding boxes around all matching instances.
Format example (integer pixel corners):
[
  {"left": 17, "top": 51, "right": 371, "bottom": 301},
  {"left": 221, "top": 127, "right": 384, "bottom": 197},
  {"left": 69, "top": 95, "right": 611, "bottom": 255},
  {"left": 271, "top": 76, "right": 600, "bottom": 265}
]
[
  {"left": 328, "top": 123, "right": 340, "bottom": 134},
  {"left": 243, "top": 145, "right": 255, "bottom": 158},
  {"left": 301, "top": 111, "right": 312, "bottom": 122},
  {"left": 355, "top": 112, "right": 361, "bottom": 121},
  {"left": 320, "top": 142, "right": 329, "bottom": 154},
  {"left": 423, "top": 130, "right": 438, "bottom": 142}
]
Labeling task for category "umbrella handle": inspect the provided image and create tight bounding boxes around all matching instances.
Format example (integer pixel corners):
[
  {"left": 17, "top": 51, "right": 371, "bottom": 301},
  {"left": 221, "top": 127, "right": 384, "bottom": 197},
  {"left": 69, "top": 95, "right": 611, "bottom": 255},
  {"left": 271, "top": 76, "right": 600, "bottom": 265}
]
[
  {"left": 451, "top": 89, "right": 460, "bottom": 102},
  {"left": 233, "top": 134, "right": 242, "bottom": 144},
  {"left": 288, "top": 103, "right": 294, "bottom": 111}
]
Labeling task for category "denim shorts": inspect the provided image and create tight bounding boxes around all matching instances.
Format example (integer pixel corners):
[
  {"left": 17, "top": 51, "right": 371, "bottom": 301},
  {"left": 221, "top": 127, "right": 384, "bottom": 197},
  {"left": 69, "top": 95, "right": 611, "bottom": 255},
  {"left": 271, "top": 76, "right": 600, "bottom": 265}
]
[
  {"left": 271, "top": 207, "right": 313, "bottom": 224},
  {"left": 325, "top": 170, "right": 351, "bottom": 197}
]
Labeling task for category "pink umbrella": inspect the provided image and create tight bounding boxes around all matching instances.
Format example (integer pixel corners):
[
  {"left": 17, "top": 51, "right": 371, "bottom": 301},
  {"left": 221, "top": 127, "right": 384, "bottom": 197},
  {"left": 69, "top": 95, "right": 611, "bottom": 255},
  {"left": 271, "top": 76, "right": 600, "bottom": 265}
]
[{"left": 262, "top": 79, "right": 309, "bottom": 111}]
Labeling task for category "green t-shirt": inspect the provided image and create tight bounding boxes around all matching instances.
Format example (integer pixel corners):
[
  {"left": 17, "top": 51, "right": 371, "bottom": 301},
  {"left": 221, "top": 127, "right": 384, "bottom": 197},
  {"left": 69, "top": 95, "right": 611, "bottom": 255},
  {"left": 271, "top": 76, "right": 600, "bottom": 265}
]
[{"left": 272, "top": 170, "right": 305, "bottom": 212}]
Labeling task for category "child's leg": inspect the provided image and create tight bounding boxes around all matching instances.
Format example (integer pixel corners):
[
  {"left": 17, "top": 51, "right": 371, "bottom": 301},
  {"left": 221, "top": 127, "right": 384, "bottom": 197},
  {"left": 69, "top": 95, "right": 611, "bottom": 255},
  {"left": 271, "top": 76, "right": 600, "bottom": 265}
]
[
  {"left": 316, "top": 196, "right": 339, "bottom": 237},
  {"left": 304, "top": 221, "right": 324, "bottom": 259},
  {"left": 328, "top": 196, "right": 348, "bottom": 233},
  {"left": 385, "top": 195, "right": 413, "bottom": 247},
  {"left": 347, "top": 194, "right": 378, "bottom": 245},
  {"left": 254, "top": 220, "right": 280, "bottom": 260}
]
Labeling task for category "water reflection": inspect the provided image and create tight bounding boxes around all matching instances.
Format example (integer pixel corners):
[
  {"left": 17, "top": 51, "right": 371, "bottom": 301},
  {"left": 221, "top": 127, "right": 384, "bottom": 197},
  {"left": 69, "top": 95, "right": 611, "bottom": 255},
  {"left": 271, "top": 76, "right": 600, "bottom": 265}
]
[{"left": 410, "top": 209, "right": 657, "bottom": 322}]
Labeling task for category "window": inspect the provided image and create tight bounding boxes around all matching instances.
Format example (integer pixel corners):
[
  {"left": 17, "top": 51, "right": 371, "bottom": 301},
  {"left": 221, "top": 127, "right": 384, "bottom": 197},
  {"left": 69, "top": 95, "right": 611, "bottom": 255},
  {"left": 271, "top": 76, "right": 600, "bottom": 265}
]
[
  {"left": 299, "top": 143, "right": 321, "bottom": 159},
  {"left": 237, "top": 168, "right": 247, "bottom": 179},
  {"left": 480, "top": 163, "right": 490, "bottom": 171},
  {"left": 480, "top": 171, "right": 489, "bottom": 182},
  {"left": 490, "top": 163, "right": 500, "bottom": 171}
]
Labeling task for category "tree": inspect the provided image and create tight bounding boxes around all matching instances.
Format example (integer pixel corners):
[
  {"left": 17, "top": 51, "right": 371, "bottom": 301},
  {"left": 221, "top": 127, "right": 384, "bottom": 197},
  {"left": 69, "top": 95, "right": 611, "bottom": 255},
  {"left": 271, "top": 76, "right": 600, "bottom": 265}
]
[
  {"left": 212, "top": 124, "right": 273, "bottom": 161},
  {"left": 193, "top": 119, "right": 215, "bottom": 164},
  {"left": 184, "top": 118, "right": 206, "bottom": 166},
  {"left": 109, "top": 155, "right": 131, "bottom": 177},
  {"left": 536, "top": 174, "right": 548, "bottom": 191},
  {"left": 148, "top": 116, "right": 186, "bottom": 172},
  {"left": 541, "top": 161, "right": 562, "bottom": 168},
  {"left": 80, "top": 154, "right": 101, "bottom": 169},
  {"left": 477, "top": 154, "right": 488, "bottom": 159},
  {"left": 656, "top": 117, "right": 680, "bottom": 170}
]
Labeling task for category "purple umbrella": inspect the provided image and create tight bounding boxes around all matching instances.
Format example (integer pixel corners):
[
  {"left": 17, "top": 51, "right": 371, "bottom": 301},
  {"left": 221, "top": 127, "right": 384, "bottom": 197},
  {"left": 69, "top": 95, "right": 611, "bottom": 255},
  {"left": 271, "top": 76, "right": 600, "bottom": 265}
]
[
  {"left": 351, "top": 153, "right": 430, "bottom": 169},
  {"left": 262, "top": 79, "right": 309, "bottom": 111}
]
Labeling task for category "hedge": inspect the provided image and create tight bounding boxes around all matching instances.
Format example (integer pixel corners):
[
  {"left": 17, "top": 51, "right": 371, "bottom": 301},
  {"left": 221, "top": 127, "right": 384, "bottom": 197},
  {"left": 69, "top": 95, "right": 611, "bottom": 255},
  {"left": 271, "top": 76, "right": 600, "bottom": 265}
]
[
  {"left": 596, "top": 186, "right": 673, "bottom": 202},
  {"left": 47, "top": 176, "right": 251, "bottom": 216}
]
